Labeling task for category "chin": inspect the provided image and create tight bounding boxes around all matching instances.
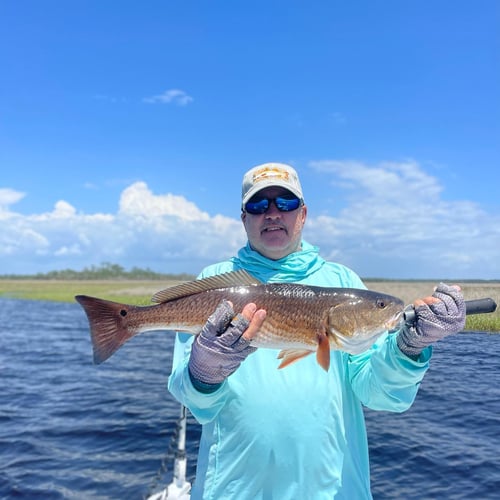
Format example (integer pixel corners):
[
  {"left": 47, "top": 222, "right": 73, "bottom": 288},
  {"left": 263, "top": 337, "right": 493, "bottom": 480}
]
[{"left": 261, "top": 245, "right": 291, "bottom": 260}]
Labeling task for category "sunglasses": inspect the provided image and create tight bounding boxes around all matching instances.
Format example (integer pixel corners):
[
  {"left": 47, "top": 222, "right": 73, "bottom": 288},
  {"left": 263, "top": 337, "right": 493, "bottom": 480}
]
[{"left": 244, "top": 195, "right": 302, "bottom": 215}]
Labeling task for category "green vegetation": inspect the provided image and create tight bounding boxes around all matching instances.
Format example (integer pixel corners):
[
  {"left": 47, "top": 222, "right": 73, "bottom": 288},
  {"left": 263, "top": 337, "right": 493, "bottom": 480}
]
[
  {"left": 0, "top": 262, "right": 195, "bottom": 282},
  {"left": 0, "top": 262, "right": 194, "bottom": 305},
  {"left": 0, "top": 279, "right": 179, "bottom": 305},
  {"left": 0, "top": 264, "right": 498, "bottom": 331},
  {"left": 466, "top": 314, "right": 500, "bottom": 333},
  {"left": 363, "top": 281, "right": 500, "bottom": 332}
]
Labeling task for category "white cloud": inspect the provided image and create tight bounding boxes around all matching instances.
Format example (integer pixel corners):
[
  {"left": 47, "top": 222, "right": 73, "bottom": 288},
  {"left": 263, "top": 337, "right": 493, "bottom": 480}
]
[
  {"left": 0, "top": 188, "right": 25, "bottom": 212},
  {"left": 53, "top": 201, "right": 77, "bottom": 218},
  {"left": 0, "top": 182, "right": 244, "bottom": 275},
  {"left": 0, "top": 161, "right": 498, "bottom": 279},
  {"left": 306, "top": 160, "right": 500, "bottom": 279},
  {"left": 119, "top": 182, "right": 209, "bottom": 221},
  {"left": 143, "top": 89, "right": 193, "bottom": 106}
]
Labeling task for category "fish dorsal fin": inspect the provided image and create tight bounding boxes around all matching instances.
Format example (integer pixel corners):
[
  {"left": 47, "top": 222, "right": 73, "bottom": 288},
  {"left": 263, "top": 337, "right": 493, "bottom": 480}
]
[{"left": 151, "top": 269, "right": 262, "bottom": 304}]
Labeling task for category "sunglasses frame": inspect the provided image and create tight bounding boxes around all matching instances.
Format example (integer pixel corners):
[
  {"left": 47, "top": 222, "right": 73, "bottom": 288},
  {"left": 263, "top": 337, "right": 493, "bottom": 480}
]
[{"left": 244, "top": 195, "right": 302, "bottom": 215}]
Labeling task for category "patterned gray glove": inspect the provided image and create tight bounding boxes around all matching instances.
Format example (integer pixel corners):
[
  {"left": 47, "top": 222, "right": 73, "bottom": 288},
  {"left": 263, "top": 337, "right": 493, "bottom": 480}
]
[
  {"left": 188, "top": 300, "right": 257, "bottom": 389},
  {"left": 397, "top": 283, "right": 466, "bottom": 358}
]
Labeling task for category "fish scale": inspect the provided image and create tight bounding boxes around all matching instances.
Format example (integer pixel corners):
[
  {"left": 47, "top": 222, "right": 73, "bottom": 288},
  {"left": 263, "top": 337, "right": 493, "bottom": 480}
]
[{"left": 76, "top": 270, "right": 404, "bottom": 371}]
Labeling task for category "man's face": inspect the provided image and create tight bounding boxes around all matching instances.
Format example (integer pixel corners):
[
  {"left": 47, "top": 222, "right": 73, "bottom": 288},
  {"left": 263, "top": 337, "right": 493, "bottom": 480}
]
[{"left": 241, "top": 186, "right": 307, "bottom": 260}]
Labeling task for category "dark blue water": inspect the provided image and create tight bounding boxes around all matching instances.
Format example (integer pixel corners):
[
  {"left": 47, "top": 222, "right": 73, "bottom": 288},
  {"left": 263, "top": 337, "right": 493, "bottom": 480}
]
[{"left": 1, "top": 298, "right": 499, "bottom": 499}]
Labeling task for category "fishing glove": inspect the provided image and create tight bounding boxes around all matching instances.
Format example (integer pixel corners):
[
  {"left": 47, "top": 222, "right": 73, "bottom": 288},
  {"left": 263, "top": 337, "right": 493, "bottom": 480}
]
[
  {"left": 188, "top": 300, "right": 257, "bottom": 392},
  {"left": 397, "top": 283, "right": 466, "bottom": 359}
]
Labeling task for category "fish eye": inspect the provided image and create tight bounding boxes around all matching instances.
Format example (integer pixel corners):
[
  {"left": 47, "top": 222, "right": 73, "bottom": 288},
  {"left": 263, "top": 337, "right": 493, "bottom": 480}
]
[{"left": 376, "top": 299, "right": 387, "bottom": 309}]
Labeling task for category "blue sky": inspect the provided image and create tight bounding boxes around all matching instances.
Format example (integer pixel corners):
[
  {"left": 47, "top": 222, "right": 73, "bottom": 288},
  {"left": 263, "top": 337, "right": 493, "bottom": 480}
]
[{"left": 1, "top": 1, "right": 498, "bottom": 279}]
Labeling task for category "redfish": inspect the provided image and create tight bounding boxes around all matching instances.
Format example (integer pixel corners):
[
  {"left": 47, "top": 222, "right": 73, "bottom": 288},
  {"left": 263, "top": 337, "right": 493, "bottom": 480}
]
[{"left": 76, "top": 270, "right": 404, "bottom": 371}]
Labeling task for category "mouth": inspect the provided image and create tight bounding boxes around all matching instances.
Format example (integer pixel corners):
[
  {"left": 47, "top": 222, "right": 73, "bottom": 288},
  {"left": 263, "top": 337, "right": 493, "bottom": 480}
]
[{"left": 261, "top": 225, "right": 286, "bottom": 234}]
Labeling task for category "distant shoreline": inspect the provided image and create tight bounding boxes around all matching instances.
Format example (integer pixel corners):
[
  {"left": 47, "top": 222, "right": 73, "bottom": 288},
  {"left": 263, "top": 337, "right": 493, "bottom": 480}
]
[
  {"left": 1, "top": 276, "right": 499, "bottom": 298},
  {"left": 1, "top": 278, "right": 498, "bottom": 332}
]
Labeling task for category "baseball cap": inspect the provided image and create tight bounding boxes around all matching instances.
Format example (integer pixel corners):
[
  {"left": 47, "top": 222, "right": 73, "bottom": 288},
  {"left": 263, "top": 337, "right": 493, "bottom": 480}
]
[{"left": 241, "top": 163, "right": 304, "bottom": 208}]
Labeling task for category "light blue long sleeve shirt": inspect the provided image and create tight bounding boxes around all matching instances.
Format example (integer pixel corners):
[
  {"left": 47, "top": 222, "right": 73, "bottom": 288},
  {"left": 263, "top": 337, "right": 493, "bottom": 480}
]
[{"left": 168, "top": 241, "right": 431, "bottom": 499}]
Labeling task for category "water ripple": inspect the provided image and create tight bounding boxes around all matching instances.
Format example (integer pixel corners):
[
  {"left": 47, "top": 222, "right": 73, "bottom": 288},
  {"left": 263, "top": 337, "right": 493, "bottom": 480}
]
[{"left": 1, "top": 299, "right": 498, "bottom": 499}]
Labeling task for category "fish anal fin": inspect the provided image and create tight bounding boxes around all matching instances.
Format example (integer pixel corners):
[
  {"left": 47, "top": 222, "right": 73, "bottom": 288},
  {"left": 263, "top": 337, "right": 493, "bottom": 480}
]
[{"left": 277, "top": 349, "right": 314, "bottom": 369}]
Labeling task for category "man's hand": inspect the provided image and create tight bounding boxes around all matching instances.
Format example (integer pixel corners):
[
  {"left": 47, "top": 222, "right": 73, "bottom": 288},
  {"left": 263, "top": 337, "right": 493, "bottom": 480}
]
[
  {"left": 397, "top": 283, "right": 466, "bottom": 359},
  {"left": 188, "top": 300, "right": 266, "bottom": 389}
]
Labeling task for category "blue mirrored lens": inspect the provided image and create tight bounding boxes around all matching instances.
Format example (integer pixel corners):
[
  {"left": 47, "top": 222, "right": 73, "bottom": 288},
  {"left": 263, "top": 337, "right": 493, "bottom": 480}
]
[
  {"left": 245, "top": 196, "right": 301, "bottom": 214},
  {"left": 275, "top": 196, "right": 300, "bottom": 211},
  {"left": 245, "top": 198, "right": 270, "bottom": 214}
]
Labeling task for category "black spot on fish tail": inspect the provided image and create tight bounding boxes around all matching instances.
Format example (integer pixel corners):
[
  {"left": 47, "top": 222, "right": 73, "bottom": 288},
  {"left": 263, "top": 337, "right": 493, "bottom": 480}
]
[{"left": 75, "top": 295, "right": 137, "bottom": 364}]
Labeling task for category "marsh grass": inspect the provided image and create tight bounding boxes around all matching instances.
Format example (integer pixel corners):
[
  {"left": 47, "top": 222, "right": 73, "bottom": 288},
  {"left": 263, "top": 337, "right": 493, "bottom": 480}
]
[
  {"left": 0, "top": 280, "right": 183, "bottom": 306},
  {"left": 1, "top": 279, "right": 499, "bottom": 331},
  {"left": 367, "top": 281, "right": 500, "bottom": 332}
]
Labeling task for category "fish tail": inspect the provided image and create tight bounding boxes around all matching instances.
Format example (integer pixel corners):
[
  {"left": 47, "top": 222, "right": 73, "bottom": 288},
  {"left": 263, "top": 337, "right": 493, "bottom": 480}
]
[{"left": 75, "top": 295, "right": 138, "bottom": 364}]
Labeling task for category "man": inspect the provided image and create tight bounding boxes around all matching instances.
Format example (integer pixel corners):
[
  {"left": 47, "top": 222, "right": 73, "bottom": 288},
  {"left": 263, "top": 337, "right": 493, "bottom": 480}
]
[{"left": 168, "top": 162, "right": 465, "bottom": 499}]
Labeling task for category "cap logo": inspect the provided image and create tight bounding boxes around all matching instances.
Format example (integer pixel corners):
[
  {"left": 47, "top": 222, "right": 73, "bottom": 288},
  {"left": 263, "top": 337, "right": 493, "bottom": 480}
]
[{"left": 252, "top": 166, "right": 290, "bottom": 185}]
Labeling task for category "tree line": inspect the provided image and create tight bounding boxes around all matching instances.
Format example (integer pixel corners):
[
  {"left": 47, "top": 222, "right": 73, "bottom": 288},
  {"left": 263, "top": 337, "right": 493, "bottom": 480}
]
[{"left": 0, "top": 262, "right": 195, "bottom": 281}]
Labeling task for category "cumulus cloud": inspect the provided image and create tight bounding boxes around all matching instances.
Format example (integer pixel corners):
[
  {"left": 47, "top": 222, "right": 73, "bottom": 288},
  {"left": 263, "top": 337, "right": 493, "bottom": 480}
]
[
  {"left": 0, "top": 182, "right": 244, "bottom": 275},
  {"left": 143, "top": 89, "right": 193, "bottom": 106},
  {"left": 0, "top": 162, "right": 498, "bottom": 279},
  {"left": 305, "top": 160, "right": 500, "bottom": 279},
  {"left": 119, "top": 182, "right": 209, "bottom": 221}
]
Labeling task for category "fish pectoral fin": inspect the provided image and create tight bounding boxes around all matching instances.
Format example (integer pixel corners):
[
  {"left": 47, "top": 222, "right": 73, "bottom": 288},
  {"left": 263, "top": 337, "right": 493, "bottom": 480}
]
[{"left": 277, "top": 349, "right": 314, "bottom": 369}]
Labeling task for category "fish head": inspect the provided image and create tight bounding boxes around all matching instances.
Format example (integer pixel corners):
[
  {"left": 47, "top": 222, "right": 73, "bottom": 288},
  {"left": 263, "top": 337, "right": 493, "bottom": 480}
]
[{"left": 326, "top": 289, "right": 404, "bottom": 354}]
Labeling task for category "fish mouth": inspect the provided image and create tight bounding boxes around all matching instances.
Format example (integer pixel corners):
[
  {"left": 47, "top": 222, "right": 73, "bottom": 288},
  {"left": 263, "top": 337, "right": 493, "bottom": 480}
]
[{"left": 387, "top": 311, "right": 405, "bottom": 333}]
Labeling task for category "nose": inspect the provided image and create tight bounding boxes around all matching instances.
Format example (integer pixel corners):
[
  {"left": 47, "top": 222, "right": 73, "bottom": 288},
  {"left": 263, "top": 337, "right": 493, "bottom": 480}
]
[{"left": 264, "top": 200, "right": 282, "bottom": 217}]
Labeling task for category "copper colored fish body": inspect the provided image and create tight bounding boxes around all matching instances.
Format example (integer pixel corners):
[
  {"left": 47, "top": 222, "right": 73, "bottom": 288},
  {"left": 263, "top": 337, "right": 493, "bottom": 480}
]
[{"left": 76, "top": 270, "right": 404, "bottom": 371}]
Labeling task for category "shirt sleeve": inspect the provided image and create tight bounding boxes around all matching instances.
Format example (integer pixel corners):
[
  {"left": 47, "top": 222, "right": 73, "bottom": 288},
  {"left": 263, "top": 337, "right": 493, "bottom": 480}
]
[
  {"left": 347, "top": 332, "right": 432, "bottom": 411},
  {"left": 167, "top": 263, "right": 236, "bottom": 424}
]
